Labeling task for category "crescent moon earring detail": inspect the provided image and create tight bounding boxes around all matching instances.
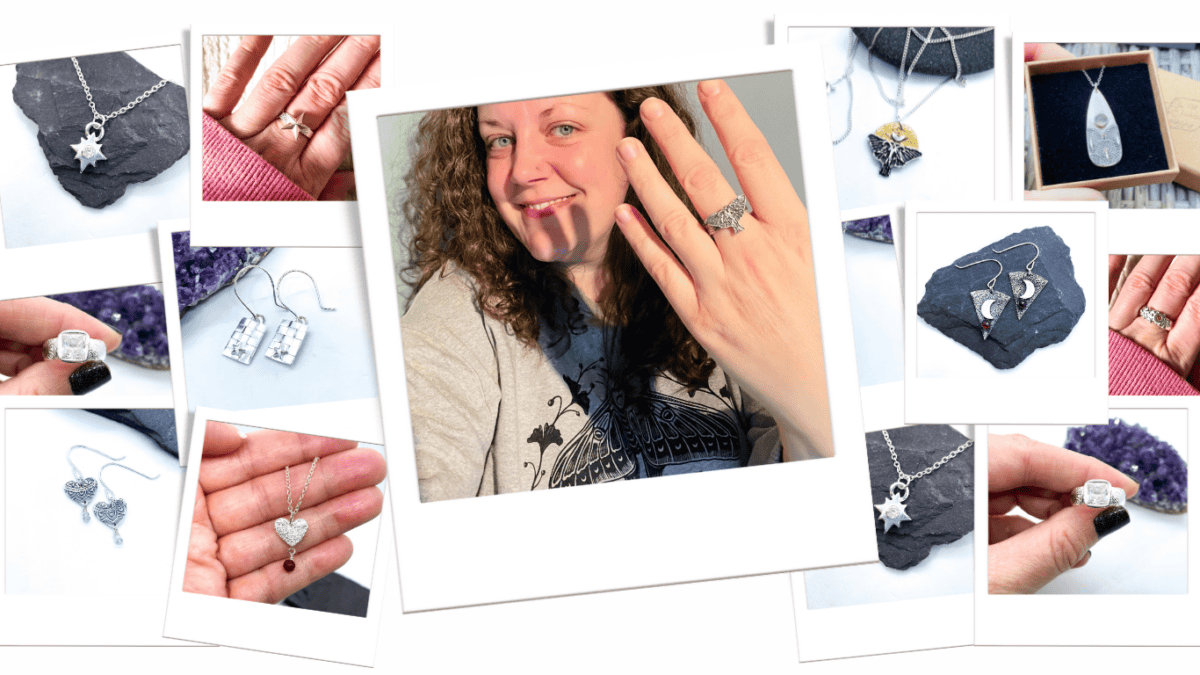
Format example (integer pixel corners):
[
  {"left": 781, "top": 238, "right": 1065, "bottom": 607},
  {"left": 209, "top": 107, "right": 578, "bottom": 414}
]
[
  {"left": 267, "top": 270, "right": 336, "bottom": 366},
  {"left": 64, "top": 445, "right": 126, "bottom": 523},
  {"left": 992, "top": 242, "right": 1048, "bottom": 321},
  {"left": 94, "top": 462, "right": 160, "bottom": 545},
  {"left": 955, "top": 258, "right": 1010, "bottom": 341},
  {"left": 223, "top": 265, "right": 279, "bottom": 365}
]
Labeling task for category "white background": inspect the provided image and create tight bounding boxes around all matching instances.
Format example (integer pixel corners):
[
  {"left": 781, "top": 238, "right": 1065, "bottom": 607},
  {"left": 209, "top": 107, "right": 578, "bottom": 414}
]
[
  {"left": 0, "top": 45, "right": 188, "bottom": 249},
  {"left": 3, "top": 2, "right": 1200, "bottom": 675},
  {"left": 178, "top": 246, "right": 378, "bottom": 415}
]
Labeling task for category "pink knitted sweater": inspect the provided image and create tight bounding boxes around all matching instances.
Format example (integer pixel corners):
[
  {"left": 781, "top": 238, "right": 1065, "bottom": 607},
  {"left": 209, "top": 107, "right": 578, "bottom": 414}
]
[
  {"left": 202, "top": 113, "right": 314, "bottom": 201},
  {"left": 1109, "top": 329, "right": 1199, "bottom": 395}
]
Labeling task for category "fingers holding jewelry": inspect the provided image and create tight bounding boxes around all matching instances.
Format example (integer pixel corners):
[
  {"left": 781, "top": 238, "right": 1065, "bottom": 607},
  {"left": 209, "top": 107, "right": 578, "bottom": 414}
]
[
  {"left": 1108, "top": 255, "right": 1171, "bottom": 330},
  {"left": 988, "top": 433, "right": 1138, "bottom": 498},
  {"left": 204, "top": 447, "right": 387, "bottom": 535},
  {"left": 199, "top": 430, "right": 359, "bottom": 493},
  {"left": 203, "top": 35, "right": 273, "bottom": 120},
  {"left": 1142, "top": 256, "right": 1200, "bottom": 329},
  {"left": 216, "top": 486, "right": 383, "bottom": 579},
  {"left": 227, "top": 534, "right": 354, "bottom": 604}
]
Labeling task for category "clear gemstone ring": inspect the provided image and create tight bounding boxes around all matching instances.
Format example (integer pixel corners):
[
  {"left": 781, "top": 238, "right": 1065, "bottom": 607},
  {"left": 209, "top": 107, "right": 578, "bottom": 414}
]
[
  {"left": 1070, "top": 479, "right": 1126, "bottom": 508},
  {"left": 42, "top": 330, "right": 107, "bottom": 363}
]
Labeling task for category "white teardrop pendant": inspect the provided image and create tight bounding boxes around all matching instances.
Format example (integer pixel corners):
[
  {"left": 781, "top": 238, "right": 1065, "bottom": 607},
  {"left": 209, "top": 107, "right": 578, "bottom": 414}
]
[{"left": 1085, "top": 86, "right": 1122, "bottom": 167}]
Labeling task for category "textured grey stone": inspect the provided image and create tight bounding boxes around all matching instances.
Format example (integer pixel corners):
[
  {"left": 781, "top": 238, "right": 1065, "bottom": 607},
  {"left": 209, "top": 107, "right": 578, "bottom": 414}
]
[
  {"left": 868, "top": 425, "right": 973, "bottom": 570},
  {"left": 917, "top": 226, "right": 1085, "bottom": 369},
  {"left": 13, "top": 51, "right": 188, "bottom": 209}
]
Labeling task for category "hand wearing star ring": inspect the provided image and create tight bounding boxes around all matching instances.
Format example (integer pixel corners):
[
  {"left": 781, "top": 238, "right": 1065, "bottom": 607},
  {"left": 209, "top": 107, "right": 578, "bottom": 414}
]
[{"left": 278, "top": 112, "right": 313, "bottom": 140}]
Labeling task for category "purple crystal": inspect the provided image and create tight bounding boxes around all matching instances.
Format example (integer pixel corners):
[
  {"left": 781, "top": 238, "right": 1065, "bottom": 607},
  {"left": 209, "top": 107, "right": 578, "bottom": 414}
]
[
  {"left": 49, "top": 285, "right": 170, "bottom": 369},
  {"left": 1065, "top": 419, "right": 1187, "bottom": 514},
  {"left": 842, "top": 215, "right": 893, "bottom": 243},
  {"left": 172, "top": 231, "right": 270, "bottom": 312}
]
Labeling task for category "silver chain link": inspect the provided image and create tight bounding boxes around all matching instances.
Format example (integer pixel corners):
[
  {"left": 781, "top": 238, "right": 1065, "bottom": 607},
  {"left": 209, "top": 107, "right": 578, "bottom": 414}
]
[
  {"left": 882, "top": 429, "right": 972, "bottom": 485},
  {"left": 71, "top": 56, "right": 168, "bottom": 124},
  {"left": 1082, "top": 65, "right": 1105, "bottom": 89},
  {"left": 285, "top": 456, "right": 320, "bottom": 520}
]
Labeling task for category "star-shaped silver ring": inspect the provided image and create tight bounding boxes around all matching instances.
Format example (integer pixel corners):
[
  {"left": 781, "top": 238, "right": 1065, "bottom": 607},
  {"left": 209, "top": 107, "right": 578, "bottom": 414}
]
[{"left": 278, "top": 111, "right": 313, "bottom": 140}]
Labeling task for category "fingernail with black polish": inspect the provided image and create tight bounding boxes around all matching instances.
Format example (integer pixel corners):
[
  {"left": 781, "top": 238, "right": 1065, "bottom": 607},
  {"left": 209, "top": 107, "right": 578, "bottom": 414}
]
[
  {"left": 1094, "top": 506, "right": 1130, "bottom": 539},
  {"left": 69, "top": 360, "right": 112, "bottom": 395}
]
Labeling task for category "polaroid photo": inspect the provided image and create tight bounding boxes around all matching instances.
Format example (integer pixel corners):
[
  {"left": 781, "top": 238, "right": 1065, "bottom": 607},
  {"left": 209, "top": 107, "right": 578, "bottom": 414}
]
[
  {"left": 978, "top": 398, "right": 1193, "bottom": 645},
  {"left": 0, "top": 28, "right": 186, "bottom": 301},
  {"left": 775, "top": 16, "right": 1008, "bottom": 212},
  {"left": 793, "top": 202, "right": 972, "bottom": 661},
  {"left": 157, "top": 219, "right": 379, "bottom": 465},
  {"left": 349, "top": 43, "right": 876, "bottom": 610},
  {"left": 0, "top": 397, "right": 192, "bottom": 646},
  {"left": 164, "top": 402, "right": 390, "bottom": 665},
  {"left": 187, "top": 26, "right": 394, "bottom": 247},
  {"left": 904, "top": 201, "right": 1108, "bottom": 424},
  {"left": 1013, "top": 29, "right": 1200, "bottom": 250}
]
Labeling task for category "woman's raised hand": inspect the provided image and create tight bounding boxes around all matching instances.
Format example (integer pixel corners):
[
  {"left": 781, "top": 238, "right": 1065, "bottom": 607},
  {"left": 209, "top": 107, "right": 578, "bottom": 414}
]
[
  {"left": 203, "top": 35, "right": 381, "bottom": 200},
  {"left": 614, "top": 80, "right": 832, "bottom": 460}
]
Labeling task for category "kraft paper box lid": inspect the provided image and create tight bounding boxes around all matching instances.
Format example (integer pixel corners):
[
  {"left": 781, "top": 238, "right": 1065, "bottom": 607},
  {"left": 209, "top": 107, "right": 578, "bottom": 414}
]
[{"left": 1158, "top": 68, "right": 1200, "bottom": 192}]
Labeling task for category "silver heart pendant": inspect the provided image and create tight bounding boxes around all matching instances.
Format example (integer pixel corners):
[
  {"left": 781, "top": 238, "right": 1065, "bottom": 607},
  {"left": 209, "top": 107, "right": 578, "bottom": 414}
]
[
  {"left": 275, "top": 517, "right": 308, "bottom": 547},
  {"left": 64, "top": 478, "right": 98, "bottom": 521},
  {"left": 93, "top": 498, "right": 127, "bottom": 529}
]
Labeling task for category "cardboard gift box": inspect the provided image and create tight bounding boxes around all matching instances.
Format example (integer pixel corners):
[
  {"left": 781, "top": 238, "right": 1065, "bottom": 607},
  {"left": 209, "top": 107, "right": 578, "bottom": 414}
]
[
  {"left": 1157, "top": 68, "right": 1200, "bottom": 192},
  {"left": 1027, "top": 50, "right": 1179, "bottom": 191}
]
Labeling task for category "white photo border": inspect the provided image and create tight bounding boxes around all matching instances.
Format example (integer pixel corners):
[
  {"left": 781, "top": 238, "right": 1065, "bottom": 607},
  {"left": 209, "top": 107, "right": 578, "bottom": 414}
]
[
  {"left": 349, "top": 44, "right": 877, "bottom": 611},
  {"left": 163, "top": 402, "right": 391, "bottom": 666},
  {"left": 187, "top": 25, "right": 395, "bottom": 248}
]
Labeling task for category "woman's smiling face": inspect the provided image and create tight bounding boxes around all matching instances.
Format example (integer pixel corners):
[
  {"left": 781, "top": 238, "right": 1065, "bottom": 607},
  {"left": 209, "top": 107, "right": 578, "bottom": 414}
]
[{"left": 478, "top": 93, "right": 629, "bottom": 270}]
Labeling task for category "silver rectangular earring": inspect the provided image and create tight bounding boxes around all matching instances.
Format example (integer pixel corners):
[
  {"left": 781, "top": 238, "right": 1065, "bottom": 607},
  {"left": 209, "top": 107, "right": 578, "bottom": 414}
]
[
  {"left": 955, "top": 258, "right": 1010, "bottom": 341},
  {"left": 266, "top": 270, "right": 336, "bottom": 366},
  {"left": 64, "top": 445, "right": 125, "bottom": 523},
  {"left": 993, "top": 242, "right": 1048, "bottom": 321},
  {"left": 222, "top": 265, "right": 276, "bottom": 365}
]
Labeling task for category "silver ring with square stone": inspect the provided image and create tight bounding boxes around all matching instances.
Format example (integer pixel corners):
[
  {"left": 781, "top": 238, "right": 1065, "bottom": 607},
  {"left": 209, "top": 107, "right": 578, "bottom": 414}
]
[
  {"left": 1070, "top": 479, "right": 1126, "bottom": 508},
  {"left": 42, "top": 329, "right": 107, "bottom": 363}
]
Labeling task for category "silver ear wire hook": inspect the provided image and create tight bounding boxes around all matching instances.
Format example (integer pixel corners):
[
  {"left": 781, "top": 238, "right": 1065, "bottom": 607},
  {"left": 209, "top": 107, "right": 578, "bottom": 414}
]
[
  {"left": 66, "top": 445, "right": 125, "bottom": 482},
  {"left": 232, "top": 264, "right": 279, "bottom": 321},
  {"left": 992, "top": 241, "right": 1040, "bottom": 274},
  {"left": 955, "top": 258, "right": 1004, "bottom": 291},
  {"left": 274, "top": 270, "right": 336, "bottom": 324},
  {"left": 98, "top": 462, "right": 160, "bottom": 502}
]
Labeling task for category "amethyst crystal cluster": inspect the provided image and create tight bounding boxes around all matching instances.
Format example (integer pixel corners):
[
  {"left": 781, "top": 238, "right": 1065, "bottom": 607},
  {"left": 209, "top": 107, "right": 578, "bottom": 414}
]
[
  {"left": 172, "top": 231, "right": 269, "bottom": 312},
  {"left": 842, "top": 215, "right": 893, "bottom": 243},
  {"left": 1065, "top": 419, "right": 1187, "bottom": 514},
  {"left": 50, "top": 285, "right": 169, "bottom": 369}
]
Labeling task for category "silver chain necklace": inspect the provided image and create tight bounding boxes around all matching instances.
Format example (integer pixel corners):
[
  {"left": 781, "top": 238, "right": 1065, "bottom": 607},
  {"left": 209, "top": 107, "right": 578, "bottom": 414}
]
[
  {"left": 875, "top": 429, "right": 973, "bottom": 532},
  {"left": 69, "top": 56, "right": 168, "bottom": 172},
  {"left": 1082, "top": 65, "right": 1122, "bottom": 167},
  {"left": 274, "top": 456, "right": 319, "bottom": 572},
  {"left": 827, "top": 27, "right": 993, "bottom": 177}
]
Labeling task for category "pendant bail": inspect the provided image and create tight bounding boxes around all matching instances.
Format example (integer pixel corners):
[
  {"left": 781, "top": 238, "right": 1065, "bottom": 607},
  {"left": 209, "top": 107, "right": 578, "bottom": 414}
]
[
  {"left": 84, "top": 120, "right": 105, "bottom": 141},
  {"left": 888, "top": 480, "right": 910, "bottom": 502}
]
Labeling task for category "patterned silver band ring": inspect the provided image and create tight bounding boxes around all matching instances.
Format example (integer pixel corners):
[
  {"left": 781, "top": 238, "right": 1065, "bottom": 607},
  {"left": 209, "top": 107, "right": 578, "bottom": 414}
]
[
  {"left": 703, "top": 194, "right": 750, "bottom": 236},
  {"left": 1139, "top": 306, "right": 1172, "bottom": 331},
  {"left": 42, "top": 330, "right": 107, "bottom": 363},
  {"left": 1070, "top": 479, "right": 1126, "bottom": 508}
]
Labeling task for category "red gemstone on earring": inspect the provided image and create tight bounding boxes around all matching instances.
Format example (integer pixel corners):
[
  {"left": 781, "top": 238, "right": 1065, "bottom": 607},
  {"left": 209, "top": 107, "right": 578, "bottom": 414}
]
[
  {"left": 981, "top": 320, "right": 991, "bottom": 329},
  {"left": 283, "top": 559, "right": 296, "bottom": 573}
]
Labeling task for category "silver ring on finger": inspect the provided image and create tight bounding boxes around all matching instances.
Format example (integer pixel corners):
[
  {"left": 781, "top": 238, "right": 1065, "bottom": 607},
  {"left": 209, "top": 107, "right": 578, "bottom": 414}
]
[
  {"left": 1139, "top": 306, "right": 1173, "bottom": 331},
  {"left": 704, "top": 194, "right": 750, "bottom": 236},
  {"left": 278, "top": 111, "right": 313, "bottom": 140},
  {"left": 1070, "top": 479, "right": 1127, "bottom": 508}
]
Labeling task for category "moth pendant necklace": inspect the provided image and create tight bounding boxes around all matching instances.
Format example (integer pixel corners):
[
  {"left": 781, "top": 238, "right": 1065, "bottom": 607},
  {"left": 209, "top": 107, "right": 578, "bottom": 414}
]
[
  {"left": 875, "top": 429, "right": 973, "bottom": 532},
  {"left": 827, "top": 27, "right": 994, "bottom": 177},
  {"left": 69, "top": 56, "right": 168, "bottom": 172},
  {"left": 275, "top": 456, "right": 319, "bottom": 572}
]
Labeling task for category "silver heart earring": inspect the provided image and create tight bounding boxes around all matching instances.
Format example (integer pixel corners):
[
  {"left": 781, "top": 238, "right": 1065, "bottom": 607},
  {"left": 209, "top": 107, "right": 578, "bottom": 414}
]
[
  {"left": 223, "top": 264, "right": 280, "bottom": 365},
  {"left": 992, "top": 242, "right": 1048, "bottom": 321},
  {"left": 94, "top": 462, "right": 160, "bottom": 545},
  {"left": 64, "top": 445, "right": 126, "bottom": 523},
  {"left": 955, "top": 258, "right": 1011, "bottom": 341},
  {"left": 266, "top": 270, "right": 336, "bottom": 366}
]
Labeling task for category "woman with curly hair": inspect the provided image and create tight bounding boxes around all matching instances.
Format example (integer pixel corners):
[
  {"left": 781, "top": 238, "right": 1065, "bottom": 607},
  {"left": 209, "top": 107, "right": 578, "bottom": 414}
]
[{"left": 401, "top": 80, "right": 832, "bottom": 502}]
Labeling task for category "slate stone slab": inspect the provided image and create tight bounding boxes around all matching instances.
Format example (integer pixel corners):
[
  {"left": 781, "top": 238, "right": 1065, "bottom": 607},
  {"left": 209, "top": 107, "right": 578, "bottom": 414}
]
[
  {"left": 868, "top": 425, "right": 974, "bottom": 570},
  {"left": 13, "top": 51, "right": 188, "bottom": 209},
  {"left": 852, "top": 27, "right": 994, "bottom": 77},
  {"left": 917, "top": 226, "right": 1085, "bottom": 369}
]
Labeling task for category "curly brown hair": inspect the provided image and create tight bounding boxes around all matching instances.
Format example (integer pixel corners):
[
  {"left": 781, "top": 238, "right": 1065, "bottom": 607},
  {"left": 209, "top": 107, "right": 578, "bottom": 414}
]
[{"left": 401, "top": 85, "right": 714, "bottom": 397}]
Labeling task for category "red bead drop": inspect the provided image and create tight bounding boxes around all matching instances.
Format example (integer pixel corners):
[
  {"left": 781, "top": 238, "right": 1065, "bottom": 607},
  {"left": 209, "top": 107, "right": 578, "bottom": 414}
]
[{"left": 283, "top": 559, "right": 296, "bottom": 573}]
